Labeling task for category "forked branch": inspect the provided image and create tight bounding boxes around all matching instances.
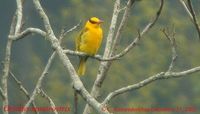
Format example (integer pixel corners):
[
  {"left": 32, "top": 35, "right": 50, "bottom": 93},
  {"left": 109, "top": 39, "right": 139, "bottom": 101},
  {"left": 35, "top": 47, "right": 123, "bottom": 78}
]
[
  {"left": 9, "top": 72, "right": 39, "bottom": 114},
  {"left": 179, "top": 0, "right": 200, "bottom": 39},
  {"left": 162, "top": 27, "right": 177, "bottom": 72},
  {"left": 39, "top": 89, "right": 58, "bottom": 114},
  {"left": 103, "top": 66, "right": 200, "bottom": 105}
]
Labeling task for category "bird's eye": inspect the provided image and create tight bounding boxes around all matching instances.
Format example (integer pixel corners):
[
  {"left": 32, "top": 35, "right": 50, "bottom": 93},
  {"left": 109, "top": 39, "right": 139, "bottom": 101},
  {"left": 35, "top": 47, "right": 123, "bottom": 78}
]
[{"left": 89, "top": 18, "right": 98, "bottom": 24}]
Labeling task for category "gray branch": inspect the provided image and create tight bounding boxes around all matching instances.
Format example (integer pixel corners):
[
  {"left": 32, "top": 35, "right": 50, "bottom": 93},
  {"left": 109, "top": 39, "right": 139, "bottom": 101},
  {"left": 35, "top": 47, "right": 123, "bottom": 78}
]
[
  {"left": 14, "top": 0, "right": 23, "bottom": 34},
  {"left": 9, "top": 72, "right": 39, "bottom": 114},
  {"left": 83, "top": 0, "right": 121, "bottom": 113},
  {"left": 21, "top": 51, "right": 56, "bottom": 114},
  {"left": 64, "top": 50, "right": 120, "bottom": 61},
  {"left": 83, "top": 0, "right": 163, "bottom": 113},
  {"left": 179, "top": 0, "right": 200, "bottom": 40},
  {"left": 116, "top": 0, "right": 164, "bottom": 59},
  {"left": 21, "top": 22, "right": 80, "bottom": 114},
  {"left": 103, "top": 66, "right": 200, "bottom": 105},
  {"left": 1, "top": 0, "right": 23, "bottom": 114},
  {"left": 23, "top": 0, "right": 111, "bottom": 114},
  {"left": 187, "top": 0, "right": 200, "bottom": 40},
  {"left": 162, "top": 27, "right": 177, "bottom": 72},
  {"left": 83, "top": 0, "right": 164, "bottom": 113},
  {"left": 111, "top": 0, "right": 136, "bottom": 55},
  {"left": 38, "top": 89, "right": 58, "bottom": 114},
  {"left": 21, "top": 22, "right": 81, "bottom": 114},
  {"left": 9, "top": 28, "right": 46, "bottom": 40}
]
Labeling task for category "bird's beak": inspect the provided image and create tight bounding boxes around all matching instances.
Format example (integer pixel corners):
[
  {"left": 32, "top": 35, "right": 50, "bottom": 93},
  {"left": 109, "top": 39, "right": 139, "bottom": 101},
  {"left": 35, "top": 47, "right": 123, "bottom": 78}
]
[{"left": 98, "top": 20, "right": 104, "bottom": 24}]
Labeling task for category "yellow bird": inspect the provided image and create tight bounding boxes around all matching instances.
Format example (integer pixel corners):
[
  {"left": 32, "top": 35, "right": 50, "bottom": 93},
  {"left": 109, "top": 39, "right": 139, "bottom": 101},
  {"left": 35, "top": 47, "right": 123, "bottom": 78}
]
[{"left": 76, "top": 17, "right": 103, "bottom": 76}]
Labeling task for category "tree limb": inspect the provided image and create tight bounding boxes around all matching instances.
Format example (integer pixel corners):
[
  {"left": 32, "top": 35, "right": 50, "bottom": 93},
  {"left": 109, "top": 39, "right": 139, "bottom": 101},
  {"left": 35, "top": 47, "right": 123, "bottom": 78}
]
[
  {"left": 38, "top": 89, "right": 58, "bottom": 114},
  {"left": 111, "top": 0, "right": 136, "bottom": 55},
  {"left": 64, "top": 50, "right": 120, "bottom": 61},
  {"left": 83, "top": 0, "right": 164, "bottom": 113},
  {"left": 116, "top": 0, "right": 164, "bottom": 59},
  {"left": 187, "top": 0, "right": 200, "bottom": 40},
  {"left": 179, "top": 0, "right": 200, "bottom": 40},
  {"left": 1, "top": 0, "right": 23, "bottom": 114},
  {"left": 60, "top": 21, "right": 81, "bottom": 40},
  {"left": 14, "top": 0, "right": 23, "bottom": 34},
  {"left": 21, "top": 22, "right": 80, "bottom": 114},
  {"left": 21, "top": 22, "right": 81, "bottom": 114},
  {"left": 83, "top": 0, "right": 121, "bottom": 113},
  {"left": 162, "top": 27, "right": 177, "bottom": 72},
  {"left": 21, "top": 51, "right": 56, "bottom": 114},
  {"left": 9, "top": 28, "right": 46, "bottom": 40},
  {"left": 103, "top": 66, "right": 200, "bottom": 105},
  {"left": 29, "top": 0, "right": 111, "bottom": 114},
  {"left": 9, "top": 72, "right": 39, "bottom": 114}
]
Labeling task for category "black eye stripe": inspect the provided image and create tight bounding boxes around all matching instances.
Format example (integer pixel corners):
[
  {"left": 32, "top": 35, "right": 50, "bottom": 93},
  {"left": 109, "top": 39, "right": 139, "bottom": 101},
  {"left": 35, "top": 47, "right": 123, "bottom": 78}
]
[{"left": 89, "top": 19, "right": 98, "bottom": 24}]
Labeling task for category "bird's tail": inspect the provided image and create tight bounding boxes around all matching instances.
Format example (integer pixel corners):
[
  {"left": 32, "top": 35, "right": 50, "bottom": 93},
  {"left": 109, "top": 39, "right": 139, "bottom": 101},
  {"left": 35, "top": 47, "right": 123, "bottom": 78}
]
[{"left": 77, "top": 57, "right": 87, "bottom": 76}]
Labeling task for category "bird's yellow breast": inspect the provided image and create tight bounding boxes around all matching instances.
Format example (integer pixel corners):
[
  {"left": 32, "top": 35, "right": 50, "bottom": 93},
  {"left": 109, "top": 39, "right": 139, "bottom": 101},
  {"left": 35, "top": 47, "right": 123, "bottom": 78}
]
[{"left": 79, "top": 27, "right": 103, "bottom": 55}]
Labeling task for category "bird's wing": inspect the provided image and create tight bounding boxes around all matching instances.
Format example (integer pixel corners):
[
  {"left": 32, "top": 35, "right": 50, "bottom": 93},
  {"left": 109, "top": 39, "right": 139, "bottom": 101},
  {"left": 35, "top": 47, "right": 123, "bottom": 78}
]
[{"left": 76, "top": 27, "right": 88, "bottom": 51}]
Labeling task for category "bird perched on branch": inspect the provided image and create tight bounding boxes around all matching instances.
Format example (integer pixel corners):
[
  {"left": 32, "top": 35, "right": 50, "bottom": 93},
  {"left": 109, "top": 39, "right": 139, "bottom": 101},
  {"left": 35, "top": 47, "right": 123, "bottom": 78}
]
[{"left": 76, "top": 17, "right": 103, "bottom": 76}]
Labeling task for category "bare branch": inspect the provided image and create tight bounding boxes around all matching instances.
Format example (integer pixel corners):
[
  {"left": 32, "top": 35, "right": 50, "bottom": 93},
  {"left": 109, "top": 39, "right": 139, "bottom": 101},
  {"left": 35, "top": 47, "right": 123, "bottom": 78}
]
[
  {"left": 1, "top": 39, "right": 12, "bottom": 114},
  {"left": 29, "top": 0, "right": 111, "bottom": 114},
  {"left": 2, "top": 0, "right": 23, "bottom": 113},
  {"left": 60, "top": 21, "right": 81, "bottom": 40},
  {"left": 21, "top": 22, "right": 80, "bottom": 114},
  {"left": 103, "top": 66, "right": 200, "bottom": 105},
  {"left": 108, "top": 30, "right": 141, "bottom": 60},
  {"left": 64, "top": 50, "right": 119, "bottom": 61},
  {"left": 111, "top": 0, "right": 136, "bottom": 55},
  {"left": 38, "top": 89, "right": 58, "bottom": 114},
  {"left": 15, "top": 0, "right": 23, "bottom": 34},
  {"left": 162, "top": 27, "right": 177, "bottom": 72},
  {"left": 9, "top": 72, "right": 39, "bottom": 114},
  {"left": 116, "top": 0, "right": 164, "bottom": 59},
  {"left": 22, "top": 51, "right": 56, "bottom": 114},
  {"left": 9, "top": 28, "right": 46, "bottom": 40},
  {"left": 104, "top": 0, "right": 121, "bottom": 57},
  {"left": 83, "top": 0, "right": 163, "bottom": 113},
  {"left": 83, "top": 1, "right": 121, "bottom": 113},
  {"left": 187, "top": 0, "right": 200, "bottom": 40},
  {"left": 179, "top": 0, "right": 200, "bottom": 40}
]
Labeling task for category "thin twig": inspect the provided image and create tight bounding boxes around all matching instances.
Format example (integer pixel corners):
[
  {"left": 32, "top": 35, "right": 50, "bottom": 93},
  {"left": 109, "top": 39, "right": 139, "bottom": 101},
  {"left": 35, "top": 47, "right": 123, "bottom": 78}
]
[
  {"left": 187, "top": 0, "right": 200, "bottom": 40},
  {"left": 61, "top": 21, "right": 81, "bottom": 40},
  {"left": 103, "top": 66, "right": 200, "bottom": 105},
  {"left": 162, "top": 27, "right": 177, "bottom": 72},
  {"left": 9, "top": 71, "right": 39, "bottom": 114},
  {"left": 39, "top": 89, "right": 58, "bottom": 114},
  {"left": 179, "top": 0, "right": 200, "bottom": 40},
  {"left": 114, "top": 0, "right": 164, "bottom": 60},
  {"left": 22, "top": 51, "right": 56, "bottom": 114},
  {"left": 111, "top": 0, "right": 136, "bottom": 55}
]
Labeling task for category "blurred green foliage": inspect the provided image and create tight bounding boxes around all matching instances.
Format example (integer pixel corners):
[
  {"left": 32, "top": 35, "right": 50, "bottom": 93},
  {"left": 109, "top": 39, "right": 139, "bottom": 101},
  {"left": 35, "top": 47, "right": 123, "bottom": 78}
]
[{"left": 0, "top": 0, "right": 200, "bottom": 114}]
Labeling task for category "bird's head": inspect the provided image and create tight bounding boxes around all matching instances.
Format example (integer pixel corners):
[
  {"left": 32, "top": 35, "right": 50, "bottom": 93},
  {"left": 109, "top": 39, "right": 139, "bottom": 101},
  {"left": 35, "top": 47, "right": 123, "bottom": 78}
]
[{"left": 86, "top": 17, "right": 103, "bottom": 28}]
